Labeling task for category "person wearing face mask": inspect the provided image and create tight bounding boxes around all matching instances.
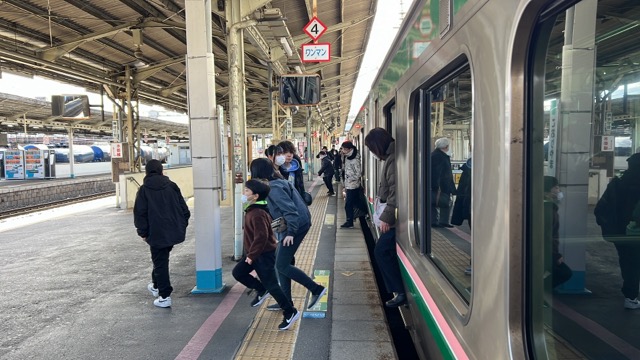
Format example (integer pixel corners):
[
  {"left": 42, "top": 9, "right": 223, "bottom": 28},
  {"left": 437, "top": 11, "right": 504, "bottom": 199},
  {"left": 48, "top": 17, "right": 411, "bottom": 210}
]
[
  {"left": 430, "top": 137, "right": 456, "bottom": 228},
  {"left": 232, "top": 179, "right": 301, "bottom": 330},
  {"left": 543, "top": 176, "right": 572, "bottom": 289},
  {"left": 265, "top": 145, "right": 285, "bottom": 179},
  {"left": 249, "top": 158, "right": 327, "bottom": 311},
  {"left": 278, "top": 140, "right": 306, "bottom": 196},
  {"left": 317, "top": 150, "right": 335, "bottom": 196},
  {"left": 340, "top": 141, "right": 362, "bottom": 228}
]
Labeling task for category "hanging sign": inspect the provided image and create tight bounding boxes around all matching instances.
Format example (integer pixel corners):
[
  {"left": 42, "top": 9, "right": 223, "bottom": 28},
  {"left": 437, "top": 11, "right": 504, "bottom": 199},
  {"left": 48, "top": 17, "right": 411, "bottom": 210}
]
[
  {"left": 303, "top": 17, "right": 327, "bottom": 41},
  {"left": 302, "top": 43, "right": 331, "bottom": 62}
]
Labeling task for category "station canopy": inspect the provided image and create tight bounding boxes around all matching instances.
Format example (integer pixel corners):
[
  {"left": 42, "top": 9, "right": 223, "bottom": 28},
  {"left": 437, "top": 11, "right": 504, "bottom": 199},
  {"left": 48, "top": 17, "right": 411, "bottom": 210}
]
[{"left": 0, "top": 0, "right": 376, "bottom": 136}]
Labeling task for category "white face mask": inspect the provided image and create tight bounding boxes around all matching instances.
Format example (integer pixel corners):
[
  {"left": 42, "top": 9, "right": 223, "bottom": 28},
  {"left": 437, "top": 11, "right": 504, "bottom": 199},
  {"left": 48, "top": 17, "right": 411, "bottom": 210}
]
[
  {"left": 275, "top": 155, "right": 286, "bottom": 166},
  {"left": 555, "top": 191, "right": 564, "bottom": 201},
  {"left": 445, "top": 150, "right": 452, "bottom": 157},
  {"left": 240, "top": 194, "right": 249, "bottom": 204}
]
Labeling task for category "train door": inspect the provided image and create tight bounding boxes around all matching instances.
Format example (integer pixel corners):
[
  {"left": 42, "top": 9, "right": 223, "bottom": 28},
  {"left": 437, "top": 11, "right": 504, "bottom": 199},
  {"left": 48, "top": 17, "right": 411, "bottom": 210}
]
[{"left": 527, "top": 0, "right": 640, "bottom": 358}]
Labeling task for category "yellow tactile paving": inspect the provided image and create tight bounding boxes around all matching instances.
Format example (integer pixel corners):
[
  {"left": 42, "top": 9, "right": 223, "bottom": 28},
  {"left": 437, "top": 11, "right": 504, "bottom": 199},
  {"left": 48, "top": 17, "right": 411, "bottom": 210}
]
[
  {"left": 234, "top": 191, "right": 330, "bottom": 360},
  {"left": 431, "top": 229, "right": 471, "bottom": 290}
]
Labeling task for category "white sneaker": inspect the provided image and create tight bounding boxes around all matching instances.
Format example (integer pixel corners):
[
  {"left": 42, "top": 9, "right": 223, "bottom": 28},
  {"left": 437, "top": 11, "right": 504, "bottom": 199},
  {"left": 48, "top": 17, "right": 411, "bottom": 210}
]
[
  {"left": 147, "top": 283, "right": 159, "bottom": 297},
  {"left": 154, "top": 296, "right": 172, "bottom": 308},
  {"left": 624, "top": 298, "right": 640, "bottom": 309}
]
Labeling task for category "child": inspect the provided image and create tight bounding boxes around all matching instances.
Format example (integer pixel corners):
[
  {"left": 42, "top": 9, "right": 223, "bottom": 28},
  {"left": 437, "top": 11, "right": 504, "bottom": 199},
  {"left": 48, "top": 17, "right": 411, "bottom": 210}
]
[
  {"left": 317, "top": 150, "right": 335, "bottom": 196},
  {"left": 231, "top": 179, "right": 301, "bottom": 330}
]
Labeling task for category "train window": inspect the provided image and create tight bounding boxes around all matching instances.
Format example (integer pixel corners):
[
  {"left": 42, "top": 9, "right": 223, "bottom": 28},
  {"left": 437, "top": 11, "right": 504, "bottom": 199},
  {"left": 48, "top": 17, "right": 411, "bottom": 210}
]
[
  {"left": 528, "top": 1, "right": 640, "bottom": 359},
  {"left": 417, "top": 65, "right": 473, "bottom": 302}
]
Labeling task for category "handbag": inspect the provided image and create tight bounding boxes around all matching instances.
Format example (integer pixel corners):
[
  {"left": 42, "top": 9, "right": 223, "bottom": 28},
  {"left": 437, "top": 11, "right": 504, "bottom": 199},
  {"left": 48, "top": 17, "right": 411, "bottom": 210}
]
[
  {"left": 373, "top": 197, "right": 387, "bottom": 227},
  {"left": 271, "top": 217, "right": 287, "bottom": 233},
  {"left": 432, "top": 189, "right": 450, "bottom": 208}
]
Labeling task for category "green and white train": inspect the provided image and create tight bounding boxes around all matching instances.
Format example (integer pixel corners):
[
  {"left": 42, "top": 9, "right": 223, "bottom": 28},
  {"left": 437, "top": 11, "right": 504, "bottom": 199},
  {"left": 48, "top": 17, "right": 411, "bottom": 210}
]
[{"left": 352, "top": 0, "right": 640, "bottom": 358}]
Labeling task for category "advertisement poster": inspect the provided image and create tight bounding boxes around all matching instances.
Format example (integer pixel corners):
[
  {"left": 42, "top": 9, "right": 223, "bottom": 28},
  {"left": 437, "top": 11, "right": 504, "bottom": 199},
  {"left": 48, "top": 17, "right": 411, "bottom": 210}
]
[
  {"left": 3, "top": 150, "right": 25, "bottom": 179},
  {"left": 24, "top": 150, "right": 44, "bottom": 179}
]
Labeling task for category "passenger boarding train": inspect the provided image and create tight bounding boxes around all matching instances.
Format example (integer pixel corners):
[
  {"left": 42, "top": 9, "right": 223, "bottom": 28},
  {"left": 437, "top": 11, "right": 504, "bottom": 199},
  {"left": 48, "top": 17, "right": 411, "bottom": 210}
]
[{"left": 351, "top": 0, "right": 640, "bottom": 359}]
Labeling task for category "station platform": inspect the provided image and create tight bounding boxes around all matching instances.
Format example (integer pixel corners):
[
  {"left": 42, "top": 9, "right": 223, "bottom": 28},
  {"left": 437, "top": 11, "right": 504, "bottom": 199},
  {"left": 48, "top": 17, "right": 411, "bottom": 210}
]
[{"left": 0, "top": 178, "right": 398, "bottom": 360}]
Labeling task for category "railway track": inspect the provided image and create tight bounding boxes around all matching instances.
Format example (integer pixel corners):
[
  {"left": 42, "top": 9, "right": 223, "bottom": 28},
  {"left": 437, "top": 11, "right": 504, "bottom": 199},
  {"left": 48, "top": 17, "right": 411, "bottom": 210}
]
[{"left": 0, "top": 191, "right": 115, "bottom": 220}]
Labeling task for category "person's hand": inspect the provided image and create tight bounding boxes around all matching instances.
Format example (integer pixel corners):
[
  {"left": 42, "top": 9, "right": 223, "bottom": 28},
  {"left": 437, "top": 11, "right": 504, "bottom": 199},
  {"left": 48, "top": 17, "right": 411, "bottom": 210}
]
[
  {"left": 283, "top": 236, "right": 294, "bottom": 246},
  {"left": 380, "top": 221, "right": 390, "bottom": 233},
  {"left": 245, "top": 257, "right": 253, "bottom": 265},
  {"left": 557, "top": 256, "right": 564, "bottom": 265}
]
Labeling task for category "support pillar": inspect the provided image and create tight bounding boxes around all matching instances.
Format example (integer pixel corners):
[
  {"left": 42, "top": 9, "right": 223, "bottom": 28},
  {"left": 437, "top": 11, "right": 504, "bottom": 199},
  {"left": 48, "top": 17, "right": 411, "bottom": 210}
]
[{"left": 185, "top": 0, "right": 225, "bottom": 293}]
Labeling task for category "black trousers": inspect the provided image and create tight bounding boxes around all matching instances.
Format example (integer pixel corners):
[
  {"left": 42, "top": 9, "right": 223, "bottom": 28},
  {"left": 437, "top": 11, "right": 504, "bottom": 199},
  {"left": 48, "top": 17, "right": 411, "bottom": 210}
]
[
  {"left": 344, "top": 188, "right": 360, "bottom": 223},
  {"left": 322, "top": 176, "right": 334, "bottom": 193},
  {"left": 334, "top": 167, "right": 341, "bottom": 182},
  {"left": 374, "top": 228, "right": 404, "bottom": 294},
  {"left": 232, "top": 250, "right": 295, "bottom": 313},
  {"left": 614, "top": 242, "right": 640, "bottom": 299},
  {"left": 150, "top": 245, "right": 173, "bottom": 298}
]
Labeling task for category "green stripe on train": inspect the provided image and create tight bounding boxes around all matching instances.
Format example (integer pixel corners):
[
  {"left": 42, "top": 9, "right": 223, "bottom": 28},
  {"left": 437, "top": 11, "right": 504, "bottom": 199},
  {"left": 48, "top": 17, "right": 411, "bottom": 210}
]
[{"left": 398, "top": 261, "right": 457, "bottom": 360}]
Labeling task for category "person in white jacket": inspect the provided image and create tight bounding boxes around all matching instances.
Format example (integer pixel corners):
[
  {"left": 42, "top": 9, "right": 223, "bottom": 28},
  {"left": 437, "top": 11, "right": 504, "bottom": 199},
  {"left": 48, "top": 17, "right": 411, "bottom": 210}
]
[{"left": 340, "top": 141, "right": 361, "bottom": 228}]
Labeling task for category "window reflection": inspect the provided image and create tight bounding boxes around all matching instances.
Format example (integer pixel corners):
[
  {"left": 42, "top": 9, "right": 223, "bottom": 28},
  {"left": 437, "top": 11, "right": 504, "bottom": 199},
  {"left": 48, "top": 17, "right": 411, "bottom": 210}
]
[
  {"left": 531, "top": 0, "right": 640, "bottom": 358},
  {"left": 426, "top": 68, "right": 473, "bottom": 302}
]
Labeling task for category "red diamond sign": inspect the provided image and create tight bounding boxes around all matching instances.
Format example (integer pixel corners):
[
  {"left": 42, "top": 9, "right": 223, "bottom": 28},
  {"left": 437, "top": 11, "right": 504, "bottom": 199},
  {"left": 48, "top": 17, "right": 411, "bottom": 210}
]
[{"left": 303, "top": 16, "right": 327, "bottom": 42}]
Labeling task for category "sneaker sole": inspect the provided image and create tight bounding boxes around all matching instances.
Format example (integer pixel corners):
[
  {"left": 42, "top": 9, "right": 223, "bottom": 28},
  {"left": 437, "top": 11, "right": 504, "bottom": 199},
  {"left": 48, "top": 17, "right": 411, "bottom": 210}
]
[
  {"left": 307, "top": 287, "right": 328, "bottom": 309},
  {"left": 279, "top": 311, "right": 301, "bottom": 330},
  {"left": 251, "top": 293, "right": 271, "bottom": 307},
  {"left": 266, "top": 305, "right": 281, "bottom": 311}
]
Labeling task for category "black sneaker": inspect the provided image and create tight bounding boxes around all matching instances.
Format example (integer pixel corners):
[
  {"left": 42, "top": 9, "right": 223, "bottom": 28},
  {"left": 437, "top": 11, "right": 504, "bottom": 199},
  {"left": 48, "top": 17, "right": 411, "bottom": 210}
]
[
  {"left": 278, "top": 309, "right": 300, "bottom": 330},
  {"left": 250, "top": 290, "right": 270, "bottom": 307},
  {"left": 340, "top": 222, "right": 354, "bottom": 228},
  {"left": 307, "top": 286, "right": 327, "bottom": 309}
]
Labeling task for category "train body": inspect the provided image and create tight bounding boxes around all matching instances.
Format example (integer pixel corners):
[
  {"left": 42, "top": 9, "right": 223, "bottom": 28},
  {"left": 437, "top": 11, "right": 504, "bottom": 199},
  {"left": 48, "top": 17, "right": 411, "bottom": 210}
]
[{"left": 354, "top": 0, "right": 640, "bottom": 359}]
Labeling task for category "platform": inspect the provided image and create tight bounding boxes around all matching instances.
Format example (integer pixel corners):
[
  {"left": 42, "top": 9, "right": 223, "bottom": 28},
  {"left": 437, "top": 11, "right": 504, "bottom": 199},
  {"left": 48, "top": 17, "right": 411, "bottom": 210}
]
[{"left": 0, "top": 178, "right": 397, "bottom": 360}]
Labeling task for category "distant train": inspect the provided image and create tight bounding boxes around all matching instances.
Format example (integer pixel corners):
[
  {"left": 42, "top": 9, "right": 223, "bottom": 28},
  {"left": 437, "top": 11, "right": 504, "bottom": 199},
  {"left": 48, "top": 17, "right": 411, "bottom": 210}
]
[
  {"left": 21, "top": 144, "right": 169, "bottom": 164},
  {"left": 351, "top": 0, "right": 639, "bottom": 359}
]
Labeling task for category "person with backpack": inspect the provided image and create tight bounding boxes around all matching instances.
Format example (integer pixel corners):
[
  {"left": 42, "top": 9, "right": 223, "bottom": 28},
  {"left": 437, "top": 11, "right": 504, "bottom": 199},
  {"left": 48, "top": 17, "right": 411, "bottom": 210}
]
[{"left": 594, "top": 153, "right": 640, "bottom": 309}]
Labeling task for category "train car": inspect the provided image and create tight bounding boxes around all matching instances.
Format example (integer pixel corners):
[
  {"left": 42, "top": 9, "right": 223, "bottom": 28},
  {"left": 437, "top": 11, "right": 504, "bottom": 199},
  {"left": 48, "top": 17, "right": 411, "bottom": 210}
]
[
  {"left": 356, "top": 0, "right": 640, "bottom": 359},
  {"left": 54, "top": 145, "right": 95, "bottom": 163}
]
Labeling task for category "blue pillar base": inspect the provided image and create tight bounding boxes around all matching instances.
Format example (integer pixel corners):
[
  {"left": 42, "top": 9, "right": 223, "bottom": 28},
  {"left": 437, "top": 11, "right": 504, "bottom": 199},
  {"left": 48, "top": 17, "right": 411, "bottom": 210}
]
[{"left": 191, "top": 268, "right": 226, "bottom": 294}]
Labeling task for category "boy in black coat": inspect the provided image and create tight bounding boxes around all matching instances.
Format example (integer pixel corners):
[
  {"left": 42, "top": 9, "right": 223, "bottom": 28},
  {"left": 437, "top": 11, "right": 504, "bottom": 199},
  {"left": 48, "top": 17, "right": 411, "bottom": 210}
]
[
  {"left": 317, "top": 150, "right": 335, "bottom": 195},
  {"left": 134, "top": 160, "right": 190, "bottom": 308}
]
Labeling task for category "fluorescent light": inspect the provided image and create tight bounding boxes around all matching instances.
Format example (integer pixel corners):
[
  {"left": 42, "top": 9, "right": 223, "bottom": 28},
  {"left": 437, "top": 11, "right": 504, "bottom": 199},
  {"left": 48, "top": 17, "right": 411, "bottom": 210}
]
[
  {"left": 280, "top": 37, "right": 293, "bottom": 57},
  {"left": 294, "top": 65, "right": 302, "bottom": 74}
]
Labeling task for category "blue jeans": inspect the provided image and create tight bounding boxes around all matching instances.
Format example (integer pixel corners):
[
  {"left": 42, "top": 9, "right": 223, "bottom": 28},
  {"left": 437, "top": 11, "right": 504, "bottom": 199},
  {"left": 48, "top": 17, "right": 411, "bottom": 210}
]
[
  {"left": 374, "top": 228, "right": 404, "bottom": 294},
  {"left": 275, "top": 224, "right": 322, "bottom": 301}
]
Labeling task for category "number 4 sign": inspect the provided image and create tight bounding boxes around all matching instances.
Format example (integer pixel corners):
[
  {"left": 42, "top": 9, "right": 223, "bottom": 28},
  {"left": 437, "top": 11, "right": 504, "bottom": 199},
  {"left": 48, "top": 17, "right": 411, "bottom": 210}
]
[{"left": 303, "top": 17, "right": 327, "bottom": 41}]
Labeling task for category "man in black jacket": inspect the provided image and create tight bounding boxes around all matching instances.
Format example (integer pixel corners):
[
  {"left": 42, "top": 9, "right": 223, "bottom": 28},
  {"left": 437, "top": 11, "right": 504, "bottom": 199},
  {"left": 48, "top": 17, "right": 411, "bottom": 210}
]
[
  {"left": 134, "top": 159, "right": 191, "bottom": 308},
  {"left": 431, "top": 137, "right": 456, "bottom": 227}
]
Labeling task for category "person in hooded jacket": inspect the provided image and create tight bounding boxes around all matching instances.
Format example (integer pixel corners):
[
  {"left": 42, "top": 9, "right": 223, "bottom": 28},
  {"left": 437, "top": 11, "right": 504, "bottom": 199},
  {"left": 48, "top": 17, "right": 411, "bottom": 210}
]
[
  {"left": 543, "top": 176, "right": 572, "bottom": 289},
  {"left": 250, "top": 158, "right": 327, "bottom": 310},
  {"left": 134, "top": 159, "right": 190, "bottom": 308},
  {"left": 451, "top": 157, "right": 472, "bottom": 228},
  {"left": 365, "top": 128, "right": 406, "bottom": 307},
  {"left": 341, "top": 141, "right": 362, "bottom": 228},
  {"left": 278, "top": 140, "right": 305, "bottom": 196}
]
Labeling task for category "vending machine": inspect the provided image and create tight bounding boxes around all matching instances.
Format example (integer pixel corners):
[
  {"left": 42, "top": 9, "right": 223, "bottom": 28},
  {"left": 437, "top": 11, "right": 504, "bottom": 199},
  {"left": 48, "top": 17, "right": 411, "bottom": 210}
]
[
  {"left": 3, "top": 150, "right": 25, "bottom": 179},
  {"left": 23, "top": 149, "right": 56, "bottom": 179}
]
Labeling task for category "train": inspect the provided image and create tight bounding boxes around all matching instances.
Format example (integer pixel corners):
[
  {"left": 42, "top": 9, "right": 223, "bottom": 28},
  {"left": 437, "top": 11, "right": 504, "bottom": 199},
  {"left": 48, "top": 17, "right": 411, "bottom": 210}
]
[
  {"left": 19, "top": 144, "right": 169, "bottom": 164},
  {"left": 351, "top": 0, "right": 640, "bottom": 359}
]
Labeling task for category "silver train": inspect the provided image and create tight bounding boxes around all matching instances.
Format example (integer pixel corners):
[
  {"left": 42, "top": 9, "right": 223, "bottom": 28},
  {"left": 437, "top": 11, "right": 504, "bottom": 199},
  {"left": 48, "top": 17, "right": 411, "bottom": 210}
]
[{"left": 352, "top": 0, "right": 640, "bottom": 359}]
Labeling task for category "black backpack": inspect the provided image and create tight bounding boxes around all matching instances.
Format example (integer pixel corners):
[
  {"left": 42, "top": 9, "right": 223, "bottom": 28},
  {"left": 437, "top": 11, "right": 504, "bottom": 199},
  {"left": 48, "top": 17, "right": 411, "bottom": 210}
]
[{"left": 594, "top": 177, "right": 628, "bottom": 239}]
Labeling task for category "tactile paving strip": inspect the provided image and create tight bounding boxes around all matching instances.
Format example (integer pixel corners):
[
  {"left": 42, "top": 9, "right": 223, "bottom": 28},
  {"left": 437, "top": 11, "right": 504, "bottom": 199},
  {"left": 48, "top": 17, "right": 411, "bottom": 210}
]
[{"left": 234, "top": 191, "right": 329, "bottom": 360}]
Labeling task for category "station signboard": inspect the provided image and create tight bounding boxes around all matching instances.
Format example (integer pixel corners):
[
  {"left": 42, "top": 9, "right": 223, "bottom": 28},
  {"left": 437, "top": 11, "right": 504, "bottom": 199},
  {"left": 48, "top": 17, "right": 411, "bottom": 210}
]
[{"left": 302, "top": 43, "right": 331, "bottom": 62}]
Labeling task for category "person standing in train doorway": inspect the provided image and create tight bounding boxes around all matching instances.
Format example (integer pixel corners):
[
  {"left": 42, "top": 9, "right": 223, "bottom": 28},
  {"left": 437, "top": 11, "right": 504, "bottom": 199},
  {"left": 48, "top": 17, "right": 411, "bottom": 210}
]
[
  {"left": 340, "top": 141, "right": 362, "bottom": 228},
  {"left": 134, "top": 159, "right": 191, "bottom": 308},
  {"left": 430, "top": 137, "right": 456, "bottom": 228},
  {"left": 365, "top": 128, "right": 406, "bottom": 307}
]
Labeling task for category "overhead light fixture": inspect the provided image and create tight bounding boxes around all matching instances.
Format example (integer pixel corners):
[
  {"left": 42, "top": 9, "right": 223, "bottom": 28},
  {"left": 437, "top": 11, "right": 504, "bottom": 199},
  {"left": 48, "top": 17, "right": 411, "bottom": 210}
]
[
  {"left": 294, "top": 65, "right": 302, "bottom": 74},
  {"left": 280, "top": 37, "right": 293, "bottom": 57}
]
